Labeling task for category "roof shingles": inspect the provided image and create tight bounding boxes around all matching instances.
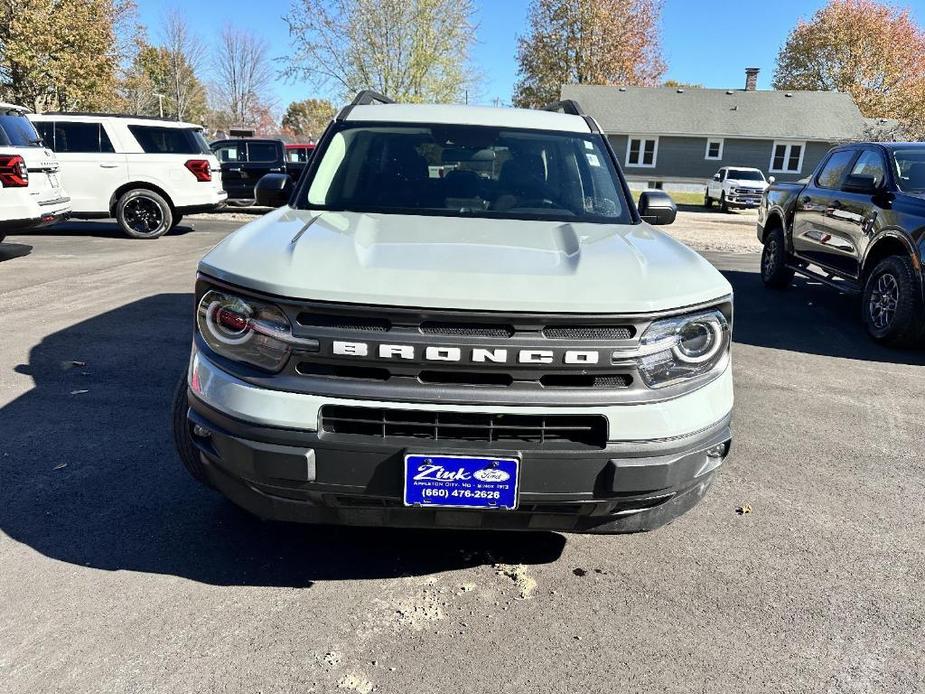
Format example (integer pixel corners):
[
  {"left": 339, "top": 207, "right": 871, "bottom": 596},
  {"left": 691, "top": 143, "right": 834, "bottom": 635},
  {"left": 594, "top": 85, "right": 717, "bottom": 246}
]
[{"left": 560, "top": 84, "right": 866, "bottom": 141}]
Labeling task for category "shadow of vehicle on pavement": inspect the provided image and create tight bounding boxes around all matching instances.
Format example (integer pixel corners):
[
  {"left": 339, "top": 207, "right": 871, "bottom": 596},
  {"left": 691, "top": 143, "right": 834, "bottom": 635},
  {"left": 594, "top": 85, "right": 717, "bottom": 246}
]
[
  {"left": 8, "top": 220, "right": 195, "bottom": 238},
  {"left": 0, "top": 242, "right": 33, "bottom": 262},
  {"left": 724, "top": 268, "right": 925, "bottom": 364},
  {"left": 1, "top": 294, "right": 566, "bottom": 587}
]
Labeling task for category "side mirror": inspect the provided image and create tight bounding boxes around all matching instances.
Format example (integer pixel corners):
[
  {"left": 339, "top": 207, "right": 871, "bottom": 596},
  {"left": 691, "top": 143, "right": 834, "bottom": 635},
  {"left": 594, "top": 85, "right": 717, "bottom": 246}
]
[
  {"left": 842, "top": 174, "right": 877, "bottom": 195},
  {"left": 255, "top": 173, "right": 294, "bottom": 207},
  {"left": 712, "top": 174, "right": 721, "bottom": 181},
  {"left": 768, "top": 176, "right": 776, "bottom": 184},
  {"left": 638, "top": 190, "right": 677, "bottom": 225}
]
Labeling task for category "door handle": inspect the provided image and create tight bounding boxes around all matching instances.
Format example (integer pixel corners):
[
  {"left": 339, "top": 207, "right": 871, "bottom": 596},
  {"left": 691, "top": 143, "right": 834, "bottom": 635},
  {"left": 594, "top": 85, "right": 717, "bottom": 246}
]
[{"left": 99, "top": 163, "right": 119, "bottom": 169}]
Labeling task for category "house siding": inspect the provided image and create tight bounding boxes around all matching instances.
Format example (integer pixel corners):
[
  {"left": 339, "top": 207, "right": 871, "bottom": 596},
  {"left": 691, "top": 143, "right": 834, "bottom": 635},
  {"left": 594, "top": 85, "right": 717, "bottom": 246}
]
[{"left": 609, "top": 135, "right": 835, "bottom": 183}]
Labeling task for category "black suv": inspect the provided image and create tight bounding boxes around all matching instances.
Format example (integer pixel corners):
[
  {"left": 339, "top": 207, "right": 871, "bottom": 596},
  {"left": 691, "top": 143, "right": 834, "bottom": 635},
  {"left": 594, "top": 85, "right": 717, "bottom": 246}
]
[{"left": 210, "top": 138, "right": 287, "bottom": 206}]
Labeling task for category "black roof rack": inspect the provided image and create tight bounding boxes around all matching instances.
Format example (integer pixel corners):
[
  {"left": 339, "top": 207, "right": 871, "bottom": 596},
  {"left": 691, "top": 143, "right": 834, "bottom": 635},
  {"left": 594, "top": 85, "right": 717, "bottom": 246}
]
[
  {"left": 350, "top": 90, "right": 395, "bottom": 106},
  {"left": 542, "top": 99, "right": 585, "bottom": 116}
]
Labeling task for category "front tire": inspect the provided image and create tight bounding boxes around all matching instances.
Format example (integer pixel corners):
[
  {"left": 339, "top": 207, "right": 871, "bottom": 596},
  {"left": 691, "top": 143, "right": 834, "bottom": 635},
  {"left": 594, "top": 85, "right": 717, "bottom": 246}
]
[
  {"left": 862, "top": 255, "right": 924, "bottom": 347},
  {"left": 703, "top": 192, "right": 713, "bottom": 208},
  {"left": 169, "top": 214, "right": 184, "bottom": 231},
  {"left": 171, "top": 374, "right": 212, "bottom": 487},
  {"left": 115, "top": 189, "right": 173, "bottom": 239},
  {"left": 761, "top": 226, "right": 795, "bottom": 289},
  {"left": 719, "top": 193, "right": 729, "bottom": 213}
]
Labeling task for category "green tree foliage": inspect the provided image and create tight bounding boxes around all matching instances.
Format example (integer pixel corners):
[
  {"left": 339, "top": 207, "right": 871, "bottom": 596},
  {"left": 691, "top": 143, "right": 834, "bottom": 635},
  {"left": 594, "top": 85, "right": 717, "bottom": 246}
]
[
  {"left": 773, "top": 0, "right": 925, "bottom": 139},
  {"left": 513, "top": 0, "right": 667, "bottom": 108},
  {"left": 0, "top": 0, "right": 134, "bottom": 111},
  {"left": 283, "top": 0, "right": 478, "bottom": 103},
  {"left": 281, "top": 98, "right": 336, "bottom": 139},
  {"left": 120, "top": 42, "right": 207, "bottom": 121}
]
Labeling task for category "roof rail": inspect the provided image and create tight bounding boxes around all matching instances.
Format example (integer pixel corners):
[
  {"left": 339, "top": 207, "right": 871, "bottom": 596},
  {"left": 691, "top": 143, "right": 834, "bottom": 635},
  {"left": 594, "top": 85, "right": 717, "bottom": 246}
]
[
  {"left": 350, "top": 90, "right": 395, "bottom": 106},
  {"left": 35, "top": 111, "right": 195, "bottom": 123},
  {"left": 542, "top": 99, "right": 585, "bottom": 116}
]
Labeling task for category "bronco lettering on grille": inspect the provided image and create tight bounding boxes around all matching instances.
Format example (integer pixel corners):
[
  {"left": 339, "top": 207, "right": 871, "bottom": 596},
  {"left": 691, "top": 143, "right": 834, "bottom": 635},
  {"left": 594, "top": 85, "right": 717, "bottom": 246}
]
[{"left": 331, "top": 340, "right": 601, "bottom": 365}]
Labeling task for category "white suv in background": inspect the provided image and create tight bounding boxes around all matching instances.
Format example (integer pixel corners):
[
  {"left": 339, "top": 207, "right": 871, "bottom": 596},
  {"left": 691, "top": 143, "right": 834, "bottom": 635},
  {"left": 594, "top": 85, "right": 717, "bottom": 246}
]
[
  {"left": 30, "top": 113, "right": 227, "bottom": 238},
  {"left": 0, "top": 103, "right": 70, "bottom": 243}
]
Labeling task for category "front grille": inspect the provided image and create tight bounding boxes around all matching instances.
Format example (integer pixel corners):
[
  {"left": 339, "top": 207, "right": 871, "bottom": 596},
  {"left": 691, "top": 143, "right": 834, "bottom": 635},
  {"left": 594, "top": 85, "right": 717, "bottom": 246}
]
[
  {"left": 320, "top": 406, "right": 608, "bottom": 448},
  {"left": 540, "top": 374, "right": 632, "bottom": 388},
  {"left": 543, "top": 326, "right": 635, "bottom": 340},
  {"left": 297, "top": 313, "right": 391, "bottom": 332},
  {"left": 420, "top": 321, "right": 515, "bottom": 338}
]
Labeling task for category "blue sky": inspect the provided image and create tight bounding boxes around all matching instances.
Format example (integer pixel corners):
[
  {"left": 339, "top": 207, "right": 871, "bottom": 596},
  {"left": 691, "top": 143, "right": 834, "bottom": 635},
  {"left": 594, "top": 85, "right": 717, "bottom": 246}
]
[{"left": 136, "top": 0, "right": 925, "bottom": 109}]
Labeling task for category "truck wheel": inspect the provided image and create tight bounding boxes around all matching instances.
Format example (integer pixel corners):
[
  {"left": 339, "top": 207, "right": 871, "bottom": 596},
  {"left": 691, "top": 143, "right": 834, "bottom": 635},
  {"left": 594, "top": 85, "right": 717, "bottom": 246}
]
[
  {"left": 703, "top": 192, "right": 712, "bottom": 208},
  {"left": 171, "top": 374, "right": 213, "bottom": 487},
  {"left": 115, "top": 189, "right": 173, "bottom": 239},
  {"left": 169, "top": 214, "right": 184, "bottom": 231},
  {"left": 719, "top": 193, "right": 729, "bottom": 213},
  {"left": 760, "top": 226, "right": 794, "bottom": 289},
  {"left": 862, "top": 255, "right": 924, "bottom": 347}
]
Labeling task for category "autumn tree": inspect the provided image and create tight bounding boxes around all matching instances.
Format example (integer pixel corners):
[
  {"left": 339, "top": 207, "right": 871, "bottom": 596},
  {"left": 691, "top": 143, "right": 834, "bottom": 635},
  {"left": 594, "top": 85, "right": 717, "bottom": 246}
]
[
  {"left": 212, "top": 25, "right": 274, "bottom": 127},
  {"left": 281, "top": 98, "right": 336, "bottom": 139},
  {"left": 283, "top": 0, "right": 478, "bottom": 103},
  {"left": 513, "top": 0, "right": 666, "bottom": 108},
  {"left": 0, "top": 0, "right": 135, "bottom": 111},
  {"left": 773, "top": 0, "right": 925, "bottom": 139}
]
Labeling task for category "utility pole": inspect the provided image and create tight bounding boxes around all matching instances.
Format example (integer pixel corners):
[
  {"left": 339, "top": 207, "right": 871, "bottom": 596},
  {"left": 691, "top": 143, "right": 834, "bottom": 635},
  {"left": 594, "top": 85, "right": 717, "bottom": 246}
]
[{"left": 154, "top": 93, "right": 165, "bottom": 119}]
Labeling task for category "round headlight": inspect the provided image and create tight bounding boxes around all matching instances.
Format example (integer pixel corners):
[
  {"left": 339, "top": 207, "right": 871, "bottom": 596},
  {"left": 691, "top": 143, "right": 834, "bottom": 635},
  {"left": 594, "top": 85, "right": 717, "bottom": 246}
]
[{"left": 674, "top": 316, "right": 724, "bottom": 363}]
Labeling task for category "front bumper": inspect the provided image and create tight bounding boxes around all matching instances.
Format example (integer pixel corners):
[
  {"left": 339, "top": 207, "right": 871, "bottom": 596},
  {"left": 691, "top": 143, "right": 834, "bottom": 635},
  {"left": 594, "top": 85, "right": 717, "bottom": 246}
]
[{"left": 182, "top": 352, "right": 733, "bottom": 533}]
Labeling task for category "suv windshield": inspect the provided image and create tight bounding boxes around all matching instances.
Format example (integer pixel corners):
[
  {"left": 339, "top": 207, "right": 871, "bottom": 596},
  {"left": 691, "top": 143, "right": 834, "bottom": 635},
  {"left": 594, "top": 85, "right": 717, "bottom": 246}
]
[
  {"left": 892, "top": 148, "right": 925, "bottom": 192},
  {"left": 727, "top": 169, "right": 765, "bottom": 181},
  {"left": 301, "top": 123, "right": 631, "bottom": 223},
  {"left": 128, "top": 125, "right": 211, "bottom": 154},
  {"left": 0, "top": 110, "right": 42, "bottom": 147}
]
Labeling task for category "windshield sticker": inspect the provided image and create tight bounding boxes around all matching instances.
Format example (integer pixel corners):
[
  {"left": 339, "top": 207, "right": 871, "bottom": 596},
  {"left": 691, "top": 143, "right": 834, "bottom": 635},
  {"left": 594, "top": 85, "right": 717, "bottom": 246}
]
[{"left": 586, "top": 153, "right": 601, "bottom": 167}]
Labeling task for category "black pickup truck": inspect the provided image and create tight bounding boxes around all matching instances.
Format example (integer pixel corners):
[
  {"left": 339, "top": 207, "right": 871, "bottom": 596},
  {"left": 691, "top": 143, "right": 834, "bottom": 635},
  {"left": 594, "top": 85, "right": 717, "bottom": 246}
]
[
  {"left": 758, "top": 142, "right": 925, "bottom": 346},
  {"left": 210, "top": 138, "right": 288, "bottom": 206}
]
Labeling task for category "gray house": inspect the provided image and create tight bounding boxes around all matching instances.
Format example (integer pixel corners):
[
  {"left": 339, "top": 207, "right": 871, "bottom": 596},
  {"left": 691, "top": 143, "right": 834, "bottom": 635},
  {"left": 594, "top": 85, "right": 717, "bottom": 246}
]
[{"left": 561, "top": 69, "right": 869, "bottom": 189}]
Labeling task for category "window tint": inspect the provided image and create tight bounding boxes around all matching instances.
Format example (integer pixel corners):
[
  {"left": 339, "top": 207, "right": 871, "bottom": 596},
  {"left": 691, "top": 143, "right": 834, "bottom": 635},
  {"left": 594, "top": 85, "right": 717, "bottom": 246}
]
[
  {"left": 726, "top": 168, "right": 765, "bottom": 181},
  {"left": 0, "top": 112, "right": 42, "bottom": 146},
  {"left": 892, "top": 148, "right": 925, "bottom": 191},
  {"left": 52, "top": 122, "right": 113, "bottom": 153},
  {"left": 213, "top": 144, "right": 245, "bottom": 162},
  {"left": 816, "top": 150, "right": 856, "bottom": 189},
  {"left": 850, "top": 150, "right": 886, "bottom": 188},
  {"left": 129, "top": 125, "right": 210, "bottom": 154},
  {"left": 303, "top": 124, "right": 630, "bottom": 224},
  {"left": 34, "top": 121, "right": 55, "bottom": 148},
  {"left": 247, "top": 142, "right": 280, "bottom": 163}
]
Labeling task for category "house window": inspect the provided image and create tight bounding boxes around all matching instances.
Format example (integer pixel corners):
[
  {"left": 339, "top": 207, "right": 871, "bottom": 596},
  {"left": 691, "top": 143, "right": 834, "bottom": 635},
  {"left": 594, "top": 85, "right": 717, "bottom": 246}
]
[
  {"left": 626, "top": 136, "right": 658, "bottom": 167},
  {"left": 770, "top": 141, "right": 805, "bottom": 173},
  {"left": 705, "top": 138, "right": 724, "bottom": 160}
]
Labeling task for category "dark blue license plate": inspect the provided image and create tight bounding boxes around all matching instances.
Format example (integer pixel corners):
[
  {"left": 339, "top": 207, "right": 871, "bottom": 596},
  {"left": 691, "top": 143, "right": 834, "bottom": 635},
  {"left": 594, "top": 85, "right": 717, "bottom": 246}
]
[{"left": 403, "top": 454, "right": 519, "bottom": 510}]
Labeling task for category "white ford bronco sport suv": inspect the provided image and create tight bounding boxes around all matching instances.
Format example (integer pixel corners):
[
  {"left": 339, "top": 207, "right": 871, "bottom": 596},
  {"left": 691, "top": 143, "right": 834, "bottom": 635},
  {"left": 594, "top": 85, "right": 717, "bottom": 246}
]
[
  {"left": 172, "top": 93, "right": 734, "bottom": 533},
  {"left": 0, "top": 103, "right": 70, "bottom": 242},
  {"left": 29, "top": 113, "right": 226, "bottom": 238}
]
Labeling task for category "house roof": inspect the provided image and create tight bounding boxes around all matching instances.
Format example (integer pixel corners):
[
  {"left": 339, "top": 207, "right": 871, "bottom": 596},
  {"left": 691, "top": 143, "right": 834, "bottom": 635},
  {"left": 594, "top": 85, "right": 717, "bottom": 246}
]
[{"left": 560, "top": 84, "right": 867, "bottom": 141}]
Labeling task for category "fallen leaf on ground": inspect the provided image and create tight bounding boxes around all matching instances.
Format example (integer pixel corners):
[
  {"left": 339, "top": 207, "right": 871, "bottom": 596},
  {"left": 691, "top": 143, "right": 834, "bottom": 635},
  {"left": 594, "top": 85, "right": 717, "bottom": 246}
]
[{"left": 736, "top": 504, "right": 753, "bottom": 515}]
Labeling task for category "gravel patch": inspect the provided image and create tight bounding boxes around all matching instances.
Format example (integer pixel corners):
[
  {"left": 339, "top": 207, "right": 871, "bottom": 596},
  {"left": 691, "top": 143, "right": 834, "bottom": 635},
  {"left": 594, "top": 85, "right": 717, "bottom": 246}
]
[{"left": 664, "top": 209, "right": 763, "bottom": 254}]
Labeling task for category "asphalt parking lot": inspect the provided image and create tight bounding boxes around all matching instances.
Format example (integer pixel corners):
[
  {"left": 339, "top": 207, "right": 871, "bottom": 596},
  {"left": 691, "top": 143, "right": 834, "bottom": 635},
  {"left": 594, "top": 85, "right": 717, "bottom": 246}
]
[{"left": 1, "top": 212, "right": 923, "bottom": 693}]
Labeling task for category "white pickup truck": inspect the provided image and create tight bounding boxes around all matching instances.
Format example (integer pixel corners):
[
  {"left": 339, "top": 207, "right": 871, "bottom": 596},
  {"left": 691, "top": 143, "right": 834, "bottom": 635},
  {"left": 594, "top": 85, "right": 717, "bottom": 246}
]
[{"left": 704, "top": 166, "right": 770, "bottom": 212}]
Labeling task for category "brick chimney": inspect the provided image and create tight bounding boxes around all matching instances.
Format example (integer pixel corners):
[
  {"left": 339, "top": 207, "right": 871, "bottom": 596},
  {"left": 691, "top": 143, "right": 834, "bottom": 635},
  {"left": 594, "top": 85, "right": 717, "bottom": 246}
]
[{"left": 745, "top": 67, "right": 759, "bottom": 91}]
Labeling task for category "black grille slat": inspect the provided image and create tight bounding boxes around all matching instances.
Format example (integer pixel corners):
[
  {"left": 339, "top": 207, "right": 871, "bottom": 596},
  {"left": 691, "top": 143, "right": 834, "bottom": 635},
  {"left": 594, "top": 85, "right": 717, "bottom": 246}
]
[
  {"left": 297, "top": 313, "right": 391, "bottom": 332},
  {"left": 543, "top": 326, "right": 635, "bottom": 340},
  {"left": 320, "top": 406, "right": 607, "bottom": 449},
  {"left": 420, "top": 321, "right": 515, "bottom": 338}
]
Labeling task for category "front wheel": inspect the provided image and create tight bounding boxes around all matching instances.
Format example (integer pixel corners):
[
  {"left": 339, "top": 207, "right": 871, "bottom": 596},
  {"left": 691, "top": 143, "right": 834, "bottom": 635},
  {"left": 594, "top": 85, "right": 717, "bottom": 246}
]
[
  {"left": 862, "top": 255, "right": 924, "bottom": 347},
  {"left": 171, "top": 374, "right": 213, "bottom": 487},
  {"left": 703, "top": 192, "right": 713, "bottom": 208},
  {"left": 719, "top": 193, "right": 729, "bottom": 213},
  {"left": 760, "top": 226, "right": 794, "bottom": 289},
  {"left": 115, "top": 189, "right": 173, "bottom": 239}
]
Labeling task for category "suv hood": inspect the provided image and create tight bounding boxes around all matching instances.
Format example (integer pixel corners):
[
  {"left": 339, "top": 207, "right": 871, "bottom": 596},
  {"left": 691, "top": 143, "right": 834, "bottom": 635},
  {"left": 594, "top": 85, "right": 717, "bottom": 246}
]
[{"left": 199, "top": 209, "right": 731, "bottom": 313}]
